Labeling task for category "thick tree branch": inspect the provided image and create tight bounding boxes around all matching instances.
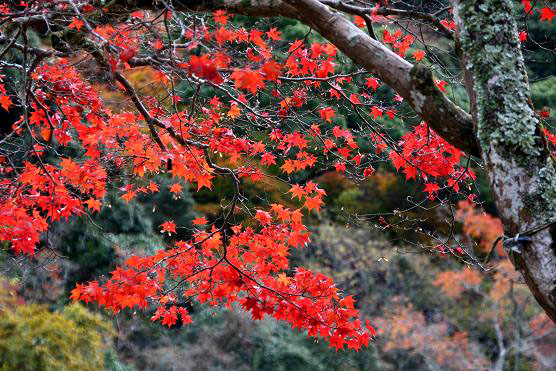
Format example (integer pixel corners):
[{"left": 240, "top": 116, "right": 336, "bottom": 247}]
[
  {"left": 283, "top": 0, "right": 479, "bottom": 157},
  {"left": 107, "top": 0, "right": 300, "bottom": 19},
  {"left": 319, "top": 0, "right": 455, "bottom": 39},
  {"left": 98, "top": 0, "right": 480, "bottom": 156}
]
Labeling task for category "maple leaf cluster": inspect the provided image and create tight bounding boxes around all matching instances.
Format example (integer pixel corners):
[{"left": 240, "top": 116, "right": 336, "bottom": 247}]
[
  {"left": 388, "top": 122, "right": 475, "bottom": 197},
  {"left": 72, "top": 203, "right": 374, "bottom": 351},
  {"left": 522, "top": 1, "right": 555, "bottom": 22},
  {"left": 0, "top": 7, "right": 379, "bottom": 349}
]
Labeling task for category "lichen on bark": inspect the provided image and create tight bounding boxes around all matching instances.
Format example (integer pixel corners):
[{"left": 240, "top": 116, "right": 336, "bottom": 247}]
[
  {"left": 456, "top": 0, "right": 556, "bottom": 323},
  {"left": 457, "top": 0, "right": 556, "bottom": 222},
  {"left": 458, "top": 0, "right": 539, "bottom": 160}
]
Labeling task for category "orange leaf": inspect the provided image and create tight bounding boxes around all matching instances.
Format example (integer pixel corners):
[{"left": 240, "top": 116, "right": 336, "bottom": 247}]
[
  {"left": 84, "top": 198, "right": 101, "bottom": 213},
  {"left": 304, "top": 195, "right": 323, "bottom": 213},
  {"left": 160, "top": 220, "right": 177, "bottom": 235},
  {"left": 169, "top": 183, "right": 183, "bottom": 194},
  {"left": 230, "top": 69, "right": 265, "bottom": 94},
  {"left": 0, "top": 95, "right": 12, "bottom": 111},
  {"left": 193, "top": 217, "right": 207, "bottom": 225},
  {"left": 288, "top": 184, "right": 305, "bottom": 200}
]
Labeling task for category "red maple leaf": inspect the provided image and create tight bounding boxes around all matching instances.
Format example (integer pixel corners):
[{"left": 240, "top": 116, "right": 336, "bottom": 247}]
[
  {"left": 319, "top": 107, "right": 335, "bottom": 123},
  {"left": 366, "top": 77, "right": 379, "bottom": 91},
  {"left": 160, "top": 220, "right": 177, "bottom": 235},
  {"left": 424, "top": 183, "right": 440, "bottom": 196},
  {"left": 289, "top": 184, "right": 305, "bottom": 200},
  {"left": 230, "top": 69, "right": 265, "bottom": 94},
  {"left": 539, "top": 7, "right": 555, "bottom": 22},
  {"left": 304, "top": 195, "right": 323, "bottom": 213},
  {"left": 413, "top": 50, "right": 426, "bottom": 61},
  {"left": 68, "top": 17, "right": 84, "bottom": 31},
  {"left": 84, "top": 198, "right": 102, "bottom": 213},
  {"left": 193, "top": 217, "right": 207, "bottom": 225},
  {"left": 0, "top": 95, "right": 12, "bottom": 111},
  {"left": 213, "top": 10, "right": 229, "bottom": 25},
  {"left": 255, "top": 210, "right": 272, "bottom": 225},
  {"left": 266, "top": 27, "right": 282, "bottom": 41},
  {"left": 169, "top": 183, "right": 183, "bottom": 194},
  {"left": 261, "top": 60, "right": 282, "bottom": 81}
]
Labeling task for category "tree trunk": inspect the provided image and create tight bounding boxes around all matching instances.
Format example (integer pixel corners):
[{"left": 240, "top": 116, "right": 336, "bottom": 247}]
[{"left": 454, "top": 0, "right": 556, "bottom": 322}]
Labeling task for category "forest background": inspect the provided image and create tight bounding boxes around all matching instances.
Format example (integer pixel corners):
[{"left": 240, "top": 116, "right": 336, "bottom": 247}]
[{"left": 1, "top": 1, "right": 556, "bottom": 370}]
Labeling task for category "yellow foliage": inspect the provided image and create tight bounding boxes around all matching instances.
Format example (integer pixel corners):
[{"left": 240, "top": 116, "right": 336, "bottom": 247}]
[
  {"left": 93, "top": 66, "right": 172, "bottom": 112},
  {"left": 0, "top": 281, "right": 114, "bottom": 371},
  {"left": 0, "top": 278, "right": 20, "bottom": 310},
  {"left": 372, "top": 170, "right": 398, "bottom": 194}
]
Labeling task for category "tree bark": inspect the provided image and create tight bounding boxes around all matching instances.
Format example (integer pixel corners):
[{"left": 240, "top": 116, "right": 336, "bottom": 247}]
[{"left": 454, "top": 0, "right": 556, "bottom": 322}]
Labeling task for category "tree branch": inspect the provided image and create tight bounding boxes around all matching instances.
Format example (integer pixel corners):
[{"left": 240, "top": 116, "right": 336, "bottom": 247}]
[
  {"left": 283, "top": 0, "right": 479, "bottom": 156},
  {"left": 126, "top": 0, "right": 480, "bottom": 156},
  {"left": 6, "top": 0, "right": 481, "bottom": 156},
  {"left": 319, "top": 0, "right": 454, "bottom": 39}
]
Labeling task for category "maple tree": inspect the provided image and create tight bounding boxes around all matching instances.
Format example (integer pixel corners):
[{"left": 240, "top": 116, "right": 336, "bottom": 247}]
[{"left": 0, "top": 0, "right": 555, "bottom": 352}]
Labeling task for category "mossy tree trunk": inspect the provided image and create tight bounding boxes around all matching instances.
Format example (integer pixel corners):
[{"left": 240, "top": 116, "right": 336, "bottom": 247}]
[{"left": 454, "top": 0, "right": 556, "bottom": 322}]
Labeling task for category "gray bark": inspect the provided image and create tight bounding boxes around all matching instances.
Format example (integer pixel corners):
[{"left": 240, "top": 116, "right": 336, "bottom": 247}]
[{"left": 453, "top": 0, "right": 556, "bottom": 322}]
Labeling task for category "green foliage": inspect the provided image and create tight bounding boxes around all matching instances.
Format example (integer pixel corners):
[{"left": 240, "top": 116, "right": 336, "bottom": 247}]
[
  {"left": 137, "top": 178, "right": 196, "bottom": 242},
  {"left": 104, "top": 349, "right": 136, "bottom": 371},
  {"left": 317, "top": 170, "right": 449, "bottom": 244},
  {"left": 56, "top": 192, "right": 163, "bottom": 288},
  {"left": 531, "top": 76, "right": 556, "bottom": 108},
  {"left": 120, "top": 304, "right": 383, "bottom": 371},
  {"left": 56, "top": 177, "right": 195, "bottom": 289},
  {"left": 0, "top": 302, "right": 114, "bottom": 370},
  {"left": 531, "top": 76, "right": 556, "bottom": 128}
]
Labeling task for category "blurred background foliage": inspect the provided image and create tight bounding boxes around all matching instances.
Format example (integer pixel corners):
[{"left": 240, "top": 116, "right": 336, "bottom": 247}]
[{"left": 0, "top": 278, "right": 123, "bottom": 370}]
